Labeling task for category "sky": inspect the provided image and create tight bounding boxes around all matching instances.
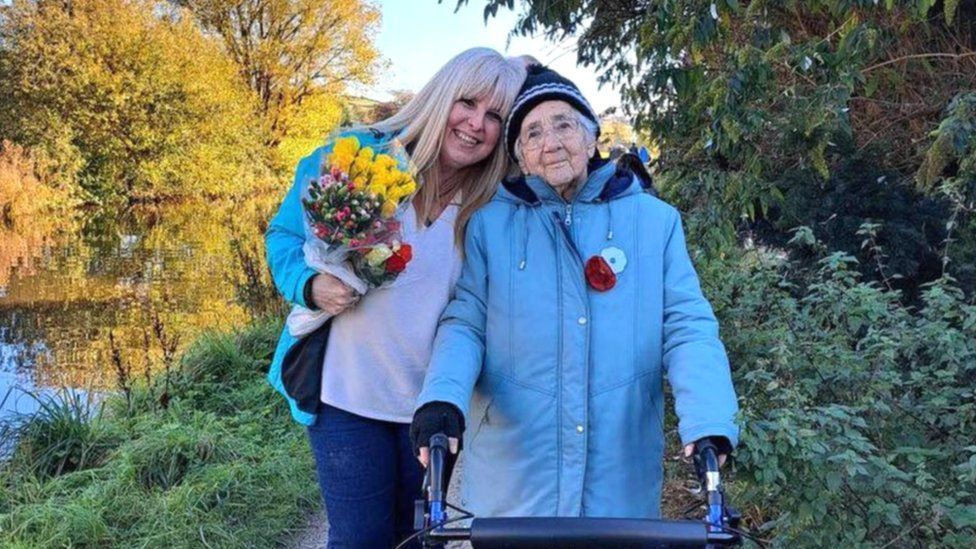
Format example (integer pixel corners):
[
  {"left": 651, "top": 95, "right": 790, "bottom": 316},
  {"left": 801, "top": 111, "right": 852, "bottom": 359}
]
[{"left": 364, "top": 0, "right": 622, "bottom": 115}]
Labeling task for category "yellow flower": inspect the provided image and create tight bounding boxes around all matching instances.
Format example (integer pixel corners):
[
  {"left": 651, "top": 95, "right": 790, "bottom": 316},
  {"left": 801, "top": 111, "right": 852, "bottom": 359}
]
[
  {"left": 381, "top": 200, "right": 397, "bottom": 218},
  {"left": 368, "top": 182, "right": 386, "bottom": 197},
  {"left": 399, "top": 178, "right": 417, "bottom": 196},
  {"left": 369, "top": 170, "right": 392, "bottom": 192},
  {"left": 330, "top": 151, "right": 353, "bottom": 174},
  {"left": 373, "top": 154, "right": 397, "bottom": 172},
  {"left": 349, "top": 146, "right": 375, "bottom": 178},
  {"left": 330, "top": 137, "right": 360, "bottom": 173}
]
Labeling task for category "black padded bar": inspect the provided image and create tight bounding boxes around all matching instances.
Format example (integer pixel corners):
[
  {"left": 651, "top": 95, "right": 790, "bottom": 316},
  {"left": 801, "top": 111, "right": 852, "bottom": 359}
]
[{"left": 469, "top": 517, "right": 709, "bottom": 548}]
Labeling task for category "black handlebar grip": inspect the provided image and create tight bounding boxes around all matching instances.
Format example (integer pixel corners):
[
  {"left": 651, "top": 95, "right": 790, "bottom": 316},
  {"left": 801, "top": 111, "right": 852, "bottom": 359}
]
[
  {"left": 428, "top": 433, "right": 448, "bottom": 505},
  {"left": 429, "top": 433, "right": 449, "bottom": 453},
  {"left": 694, "top": 438, "right": 720, "bottom": 486}
]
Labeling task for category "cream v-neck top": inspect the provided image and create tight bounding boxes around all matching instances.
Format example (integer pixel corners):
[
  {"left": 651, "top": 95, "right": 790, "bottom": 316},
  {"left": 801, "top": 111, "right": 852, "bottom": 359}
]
[{"left": 320, "top": 202, "right": 463, "bottom": 422}]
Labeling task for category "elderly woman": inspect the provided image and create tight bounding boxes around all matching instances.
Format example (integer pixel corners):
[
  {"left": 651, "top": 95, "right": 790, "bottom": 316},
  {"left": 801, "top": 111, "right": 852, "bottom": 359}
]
[{"left": 410, "top": 65, "right": 738, "bottom": 519}]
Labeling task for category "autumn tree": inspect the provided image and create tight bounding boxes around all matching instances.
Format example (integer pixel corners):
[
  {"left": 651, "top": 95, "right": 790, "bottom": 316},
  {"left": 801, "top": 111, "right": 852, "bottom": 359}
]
[
  {"left": 175, "top": 0, "right": 383, "bottom": 152},
  {"left": 0, "top": 0, "right": 265, "bottom": 201},
  {"left": 366, "top": 90, "right": 416, "bottom": 124}
]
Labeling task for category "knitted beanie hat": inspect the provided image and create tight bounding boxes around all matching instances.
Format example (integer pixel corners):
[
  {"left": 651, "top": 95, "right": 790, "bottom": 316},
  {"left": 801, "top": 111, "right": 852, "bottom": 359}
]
[{"left": 505, "top": 64, "right": 600, "bottom": 160}]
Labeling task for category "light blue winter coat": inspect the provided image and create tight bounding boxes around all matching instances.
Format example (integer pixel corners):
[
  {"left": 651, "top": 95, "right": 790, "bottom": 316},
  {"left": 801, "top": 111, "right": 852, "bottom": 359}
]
[
  {"left": 265, "top": 128, "right": 394, "bottom": 426},
  {"left": 416, "top": 156, "right": 739, "bottom": 518}
]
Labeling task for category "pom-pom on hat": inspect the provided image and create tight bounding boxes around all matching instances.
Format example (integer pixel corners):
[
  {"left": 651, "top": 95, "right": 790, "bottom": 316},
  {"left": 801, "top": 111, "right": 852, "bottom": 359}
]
[{"left": 505, "top": 63, "right": 600, "bottom": 161}]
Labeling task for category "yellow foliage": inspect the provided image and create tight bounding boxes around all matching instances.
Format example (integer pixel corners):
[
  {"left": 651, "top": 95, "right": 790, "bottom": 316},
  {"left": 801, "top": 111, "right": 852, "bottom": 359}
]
[
  {"left": 277, "top": 94, "right": 345, "bottom": 168},
  {"left": 0, "top": 140, "right": 71, "bottom": 226},
  {"left": 0, "top": 0, "right": 264, "bottom": 200},
  {"left": 180, "top": 0, "right": 383, "bottom": 149}
]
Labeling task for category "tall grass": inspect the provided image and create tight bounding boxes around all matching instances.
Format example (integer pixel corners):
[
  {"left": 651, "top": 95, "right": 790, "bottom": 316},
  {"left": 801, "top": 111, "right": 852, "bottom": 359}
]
[
  {"left": 3, "top": 388, "right": 113, "bottom": 479},
  {"left": 0, "top": 318, "right": 319, "bottom": 548}
]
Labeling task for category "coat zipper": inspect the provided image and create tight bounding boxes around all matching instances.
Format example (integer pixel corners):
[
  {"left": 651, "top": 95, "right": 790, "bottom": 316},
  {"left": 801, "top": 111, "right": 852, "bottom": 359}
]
[
  {"left": 552, "top": 208, "right": 590, "bottom": 513},
  {"left": 553, "top": 212, "right": 584, "bottom": 266}
]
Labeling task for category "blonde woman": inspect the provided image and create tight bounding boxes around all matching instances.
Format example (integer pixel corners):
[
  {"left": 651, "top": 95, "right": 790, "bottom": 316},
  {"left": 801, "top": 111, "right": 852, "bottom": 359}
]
[{"left": 264, "top": 48, "right": 526, "bottom": 548}]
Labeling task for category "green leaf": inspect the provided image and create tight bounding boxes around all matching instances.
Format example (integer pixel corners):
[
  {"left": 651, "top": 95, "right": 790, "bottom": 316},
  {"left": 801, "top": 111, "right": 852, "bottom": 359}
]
[{"left": 863, "top": 74, "right": 880, "bottom": 98}]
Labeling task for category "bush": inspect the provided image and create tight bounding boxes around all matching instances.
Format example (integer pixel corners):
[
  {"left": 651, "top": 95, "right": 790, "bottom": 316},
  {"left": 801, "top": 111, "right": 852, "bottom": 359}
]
[{"left": 697, "top": 232, "right": 976, "bottom": 546}]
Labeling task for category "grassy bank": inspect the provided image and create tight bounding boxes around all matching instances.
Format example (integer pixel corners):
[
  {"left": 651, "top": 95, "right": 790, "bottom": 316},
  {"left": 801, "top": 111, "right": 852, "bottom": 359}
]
[{"left": 0, "top": 318, "right": 319, "bottom": 548}]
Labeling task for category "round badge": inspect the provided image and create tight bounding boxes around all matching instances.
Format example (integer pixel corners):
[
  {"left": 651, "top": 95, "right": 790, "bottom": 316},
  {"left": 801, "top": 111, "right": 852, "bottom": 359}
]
[{"left": 600, "top": 246, "right": 627, "bottom": 274}]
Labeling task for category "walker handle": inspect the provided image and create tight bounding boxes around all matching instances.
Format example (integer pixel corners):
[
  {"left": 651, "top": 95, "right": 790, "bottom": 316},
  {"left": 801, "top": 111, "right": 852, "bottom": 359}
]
[{"left": 427, "top": 433, "right": 449, "bottom": 524}]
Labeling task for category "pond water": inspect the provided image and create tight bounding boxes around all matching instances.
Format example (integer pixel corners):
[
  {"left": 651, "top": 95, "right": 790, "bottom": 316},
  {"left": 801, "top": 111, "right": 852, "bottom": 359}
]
[{"left": 0, "top": 196, "right": 280, "bottom": 422}]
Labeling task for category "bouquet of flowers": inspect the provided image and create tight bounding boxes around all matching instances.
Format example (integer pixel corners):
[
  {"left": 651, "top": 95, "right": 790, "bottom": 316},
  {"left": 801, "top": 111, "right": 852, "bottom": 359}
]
[{"left": 286, "top": 135, "right": 418, "bottom": 337}]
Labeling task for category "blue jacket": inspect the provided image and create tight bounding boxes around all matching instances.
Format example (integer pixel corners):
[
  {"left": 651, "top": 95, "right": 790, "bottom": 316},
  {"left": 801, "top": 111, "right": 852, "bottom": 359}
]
[
  {"left": 265, "top": 128, "right": 393, "bottom": 426},
  {"left": 416, "top": 156, "right": 739, "bottom": 518}
]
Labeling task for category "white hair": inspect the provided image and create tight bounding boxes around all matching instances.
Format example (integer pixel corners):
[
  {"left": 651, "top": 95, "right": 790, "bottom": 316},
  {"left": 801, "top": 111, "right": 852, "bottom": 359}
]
[
  {"left": 577, "top": 111, "right": 599, "bottom": 140},
  {"left": 366, "top": 48, "right": 526, "bottom": 246}
]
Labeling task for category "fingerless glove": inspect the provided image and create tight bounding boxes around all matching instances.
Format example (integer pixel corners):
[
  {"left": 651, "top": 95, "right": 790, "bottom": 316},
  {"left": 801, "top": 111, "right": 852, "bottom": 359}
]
[{"left": 410, "top": 401, "right": 465, "bottom": 456}]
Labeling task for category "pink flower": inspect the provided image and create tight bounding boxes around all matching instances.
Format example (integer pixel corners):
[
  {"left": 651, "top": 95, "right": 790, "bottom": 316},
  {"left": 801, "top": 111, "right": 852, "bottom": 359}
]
[{"left": 313, "top": 224, "right": 330, "bottom": 239}]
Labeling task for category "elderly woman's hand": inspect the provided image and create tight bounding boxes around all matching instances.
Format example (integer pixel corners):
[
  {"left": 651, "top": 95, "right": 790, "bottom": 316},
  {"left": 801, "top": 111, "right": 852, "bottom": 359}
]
[
  {"left": 308, "top": 273, "right": 360, "bottom": 316},
  {"left": 683, "top": 437, "right": 731, "bottom": 467},
  {"left": 410, "top": 401, "right": 464, "bottom": 467}
]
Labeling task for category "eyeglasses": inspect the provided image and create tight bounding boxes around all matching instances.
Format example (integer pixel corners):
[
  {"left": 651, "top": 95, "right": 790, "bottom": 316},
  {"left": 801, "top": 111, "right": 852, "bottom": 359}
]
[{"left": 518, "top": 117, "right": 582, "bottom": 151}]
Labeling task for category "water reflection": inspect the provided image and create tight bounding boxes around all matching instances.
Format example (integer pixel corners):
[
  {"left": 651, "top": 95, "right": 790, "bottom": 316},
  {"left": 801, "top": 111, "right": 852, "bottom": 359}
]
[{"left": 0, "top": 197, "right": 279, "bottom": 402}]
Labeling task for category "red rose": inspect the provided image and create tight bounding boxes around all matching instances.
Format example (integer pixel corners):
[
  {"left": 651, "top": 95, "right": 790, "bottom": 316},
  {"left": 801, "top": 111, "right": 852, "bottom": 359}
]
[
  {"left": 585, "top": 255, "right": 616, "bottom": 291},
  {"left": 397, "top": 243, "right": 413, "bottom": 263},
  {"left": 385, "top": 243, "right": 413, "bottom": 274},
  {"left": 386, "top": 253, "right": 408, "bottom": 274}
]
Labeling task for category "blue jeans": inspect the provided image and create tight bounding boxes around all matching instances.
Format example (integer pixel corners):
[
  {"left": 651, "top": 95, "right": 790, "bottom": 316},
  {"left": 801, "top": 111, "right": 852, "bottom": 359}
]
[{"left": 307, "top": 404, "right": 424, "bottom": 549}]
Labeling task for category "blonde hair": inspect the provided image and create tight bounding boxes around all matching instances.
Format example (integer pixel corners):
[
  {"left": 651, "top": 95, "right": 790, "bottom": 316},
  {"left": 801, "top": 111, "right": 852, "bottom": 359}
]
[{"left": 369, "top": 48, "right": 526, "bottom": 247}]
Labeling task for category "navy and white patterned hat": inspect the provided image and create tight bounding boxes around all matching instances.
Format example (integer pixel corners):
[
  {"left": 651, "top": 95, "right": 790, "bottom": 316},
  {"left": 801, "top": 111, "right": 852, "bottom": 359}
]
[{"left": 505, "top": 63, "right": 600, "bottom": 160}]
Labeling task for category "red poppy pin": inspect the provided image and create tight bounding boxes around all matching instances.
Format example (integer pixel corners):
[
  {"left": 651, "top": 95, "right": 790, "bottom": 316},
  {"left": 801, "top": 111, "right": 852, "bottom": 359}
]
[{"left": 585, "top": 255, "right": 616, "bottom": 291}]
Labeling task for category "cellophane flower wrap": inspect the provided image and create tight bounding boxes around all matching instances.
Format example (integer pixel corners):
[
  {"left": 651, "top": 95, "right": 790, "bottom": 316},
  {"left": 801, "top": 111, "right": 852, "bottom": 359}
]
[{"left": 285, "top": 135, "right": 418, "bottom": 337}]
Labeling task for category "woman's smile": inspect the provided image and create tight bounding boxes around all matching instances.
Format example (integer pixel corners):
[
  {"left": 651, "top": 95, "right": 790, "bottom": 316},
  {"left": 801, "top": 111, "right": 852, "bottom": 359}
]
[{"left": 452, "top": 128, "right": 481, "bottom": 147}]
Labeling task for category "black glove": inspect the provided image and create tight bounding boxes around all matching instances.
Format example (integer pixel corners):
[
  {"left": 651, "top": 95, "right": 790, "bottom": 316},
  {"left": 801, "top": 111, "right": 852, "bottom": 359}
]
[
  {"left": 410, "top": 401, "right": 465, "bottom": 456},
  {"left": 697, "top": 436, "right": 733, "bottom": 458}
]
